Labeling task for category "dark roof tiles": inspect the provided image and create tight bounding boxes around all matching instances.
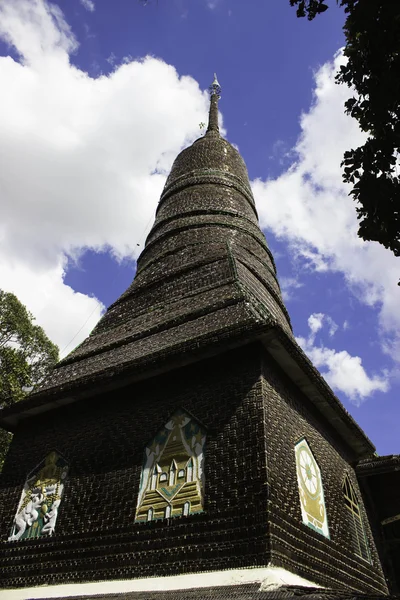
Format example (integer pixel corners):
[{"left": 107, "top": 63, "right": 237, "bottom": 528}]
[{"left": 20, "top": 94, "right": 288, "bottom": 400}]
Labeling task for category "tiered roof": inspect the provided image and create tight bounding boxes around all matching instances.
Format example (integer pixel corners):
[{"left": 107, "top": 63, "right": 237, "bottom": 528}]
[{"left": 0, "top": 79, "right": 375, "bottom": 460}]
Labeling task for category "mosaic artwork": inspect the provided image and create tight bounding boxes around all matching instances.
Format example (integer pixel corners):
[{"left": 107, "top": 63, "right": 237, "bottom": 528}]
[
  {"left": 135, "top": 409, "right": 206, "bottom": 522},
  {"left": 8, "top": 451, "right": 68, "bottom": 541},
  {"left": 295, "top": 438, "right": 329, "bottom": 539}
]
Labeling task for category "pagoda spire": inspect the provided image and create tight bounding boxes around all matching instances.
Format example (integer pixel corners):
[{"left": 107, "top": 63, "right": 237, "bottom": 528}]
[{"left": 206, "top": 73, "right": 221, "bottom": 135}]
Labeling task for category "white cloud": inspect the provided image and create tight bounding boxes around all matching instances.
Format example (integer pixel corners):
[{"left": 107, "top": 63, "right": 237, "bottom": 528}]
[
  {"left": 307, "top": 313, "right": 338, "bottom": 343},
  {"left": 297, "top": 314, "right": 389, "bottom": 405},
  {"left": 0, "top": 0, "right": 210, "bottom": 357},
  {"left": 308, "top": 313, "right": 324, "bottom": 337},
  {"left": 0, "top": 0, "right": 78, "bottom": 64},
  {"left": 326, "top": 316, "right": 338, "bottom": 337},
  {"left": 279, "top": 276, "right": 304, "bottom": 302},
  {"left": 80, "top": 0, "right": 95, "bottom": 12},
  {"left": 106, "top": 51, "right": 116, "bottom": 66},
  {"left": 252, "top": 50, "right": 400, "bottom": 366},
  {"left": 83, "top": 22, "right": 95, "bottom": 40},
  {"left": 0, "top": 259, "right": 104, "bottom": 357}
]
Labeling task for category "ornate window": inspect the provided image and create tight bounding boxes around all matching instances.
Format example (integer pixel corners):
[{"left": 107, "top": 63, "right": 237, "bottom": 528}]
[
  {"left": 159, "top": 473, "right": 167, "bottom": 483},
  {"left": 183, "top": 501, "right": 190, "bottom": 517},
  {"left": 294, "top": 439, "right": 329, "bottom": 539},
  {"left": 169, "top": 461, "right": 177, "bottom": 487},
  {"left": 147, "top": 508, "right": 153, "bottom": 522},
  {"left": 165, "top": 505, "right": 171, "bottom": 518},
  {"left": 150, "top": 465, "right": 158, "bottom": 490},
  {"left": 178, "top": 469, "right": 185, "bottom": 479},
  {"left": 186, "top": 457, "right": 193, "bottom": 482},
  {"left": 342, "top": 474, "right": 370, "bottom": 562}
]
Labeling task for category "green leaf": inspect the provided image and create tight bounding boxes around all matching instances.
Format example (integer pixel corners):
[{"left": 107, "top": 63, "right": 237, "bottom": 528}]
[{"left": 0, "top": 290, "right": 59, "bottom": 470}]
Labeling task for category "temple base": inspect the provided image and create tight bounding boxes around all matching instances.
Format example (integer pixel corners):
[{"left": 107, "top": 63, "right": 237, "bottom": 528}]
[{"left": 0, "top": 566, "right": 321, "bottom": 599}]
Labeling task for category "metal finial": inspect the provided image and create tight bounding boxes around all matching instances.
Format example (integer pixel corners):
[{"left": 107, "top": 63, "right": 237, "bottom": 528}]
[{"left": 208, "top": 73, "right": 221, "bottom": 99}]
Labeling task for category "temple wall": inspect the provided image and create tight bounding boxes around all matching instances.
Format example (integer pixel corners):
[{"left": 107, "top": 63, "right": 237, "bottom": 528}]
[
  {"left": 0, "top": 346, "right": 270, "bottom": 588},
  {"left": 262, "top": 352, "right": 388, "bottom": 594},
  {"left": 0, "top": 344, "right": 389, "bottom": 593}
]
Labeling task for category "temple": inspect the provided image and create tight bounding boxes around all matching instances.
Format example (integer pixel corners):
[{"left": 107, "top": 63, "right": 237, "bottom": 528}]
[{"left": 0, "top": 76, "right": 398, "bottom": 599}]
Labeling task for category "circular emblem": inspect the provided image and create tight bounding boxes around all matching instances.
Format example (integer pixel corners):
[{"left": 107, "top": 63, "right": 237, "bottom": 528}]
[{"left": 297, "top": 445, "right": 320, "bottom": 499}]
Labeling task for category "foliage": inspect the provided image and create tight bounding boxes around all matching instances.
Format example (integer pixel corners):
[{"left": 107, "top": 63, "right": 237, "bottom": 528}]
[
  {"left": 0, "top": 290, "right": 59, "bottom": 470},
  {"left": 289, "top": 0, "right": 400, "bottom": 267},
  {"left": 0, "top": 429, "right": 12, "bottom": 474}
]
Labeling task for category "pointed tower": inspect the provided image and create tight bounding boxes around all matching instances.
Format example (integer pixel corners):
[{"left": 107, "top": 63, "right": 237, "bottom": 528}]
[{"left": 0, "top": 78, "right": 391, "bottom": 597}]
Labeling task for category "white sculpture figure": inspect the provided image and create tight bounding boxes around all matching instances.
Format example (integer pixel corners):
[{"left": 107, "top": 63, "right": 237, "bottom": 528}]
[
  {"left": 8, "top": 489, "right": 44, "bottom": 542},
  {"left": 8, "top": 452, "right": 68, "bottom": 542},
  {"left": 41, "top": 498, "right": 61, "bottom": 536}
]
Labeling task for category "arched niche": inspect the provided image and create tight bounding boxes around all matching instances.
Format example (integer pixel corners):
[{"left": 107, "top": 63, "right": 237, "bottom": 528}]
[
  {"left": 135, "top": 409, "right": 206, "bottom": 523},
  {"left": 8, "top": 451, "right": 68, "bottom": 542},
  {"left": 294, "top": 438, "right": 329, "bottom": 539}
]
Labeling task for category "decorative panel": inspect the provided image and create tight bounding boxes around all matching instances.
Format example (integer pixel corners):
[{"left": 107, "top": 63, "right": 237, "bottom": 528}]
[
  {"left": 135, "top": 409, "right": 206, "bottom": 522},
  {"left": 8, "top": 451, "right": 68, "bottom": 541},
  {"left": 294, "top": 438, "right": 329, "bottom": 539}
]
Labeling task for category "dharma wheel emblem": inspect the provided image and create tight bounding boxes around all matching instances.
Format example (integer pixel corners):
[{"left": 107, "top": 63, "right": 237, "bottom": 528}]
[
  {"left": 294, "top": 439, "right": 329, "bottom": 539},
  {"left": 298, "top": 446, "right": 320, "bottom": 499}
]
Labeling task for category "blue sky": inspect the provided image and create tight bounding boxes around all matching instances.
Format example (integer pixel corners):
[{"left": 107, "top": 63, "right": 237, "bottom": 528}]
[{"left": 0, "top": 0, "right": 398, "bottom": 455}]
